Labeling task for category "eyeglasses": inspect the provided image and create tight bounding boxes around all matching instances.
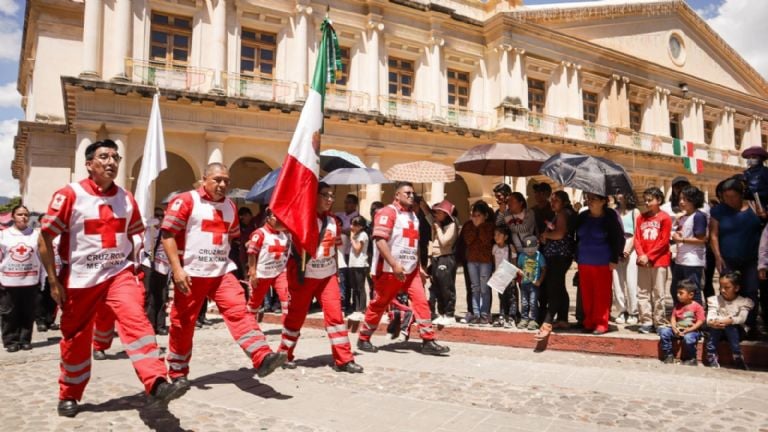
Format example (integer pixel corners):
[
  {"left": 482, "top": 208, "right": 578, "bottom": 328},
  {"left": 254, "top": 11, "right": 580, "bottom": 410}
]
[
  {"left": 318, "top": 192, "right": 335, "bottom": 200},
  {"left": 94, "top": 153, "right": 122, "bottom": 163},
  {"left": 400, "top": 191, "right": 415, "bottom": 196}
]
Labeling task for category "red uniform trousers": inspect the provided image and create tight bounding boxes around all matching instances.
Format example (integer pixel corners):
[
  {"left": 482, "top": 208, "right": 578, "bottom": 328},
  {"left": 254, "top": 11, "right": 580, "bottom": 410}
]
[
  {"left": 247, "top": 272, "right": 289, "bottom": 323},
  {"left": 359, "top": 271, "right": 435, "bottom": 342},
  {"left": 167, "top": 272, "right": 272, "bottom": 379},
  {"left": 92, "top": 304, "right": 116, "bottom": 351},
  {"left": 278, "top": 262, "right": 354, "bottom": 367},
  {"left": 578, "top": 264, "right": 613, "bottom": 333},
  {"left": 58, "top": 269, "right": 167, "bottom": 400}
]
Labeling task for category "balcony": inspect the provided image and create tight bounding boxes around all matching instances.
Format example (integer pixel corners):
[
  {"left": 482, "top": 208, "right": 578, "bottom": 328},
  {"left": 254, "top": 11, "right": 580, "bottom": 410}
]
[
  {"left": 127, "top": 59, "right": 214, "bottom": 93},
  {"left": 443, "top": 106, "right": 495, "bottom": 131},
  {"left": 378, "top": 96, "right": 435, "bottom": 123},
  {"left": 225, "top": 73, "right": 298, "bottom": 103},
  {"left": 324, "top": 87, "right": 370, "bottom": 112}
]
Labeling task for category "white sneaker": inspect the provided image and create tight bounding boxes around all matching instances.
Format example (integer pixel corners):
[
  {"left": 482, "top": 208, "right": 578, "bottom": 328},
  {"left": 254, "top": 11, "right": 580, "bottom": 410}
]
[
  {"left": 432, "top": 315, "right": 444, "bottom": 325},
  {"left": 626, "top": 315, "right": 638, "bottom": 325},
  {"left": 380, "top": 314, "right": 390, "bottom": 325},
  {"left": 441, "top": 316, "right": 454, "bottom": 326},
  {"left": 615, "top": 314, "right": 626, "bottom": 324}
]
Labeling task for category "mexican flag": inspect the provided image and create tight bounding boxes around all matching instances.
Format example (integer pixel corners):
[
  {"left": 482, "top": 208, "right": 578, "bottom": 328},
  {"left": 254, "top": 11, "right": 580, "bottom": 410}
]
[
  {"left": 673, "top": 138, "right": 703, "bottom": 174},
  {"left": 270, "top": 17, "right": 341, "bottom": 256}
]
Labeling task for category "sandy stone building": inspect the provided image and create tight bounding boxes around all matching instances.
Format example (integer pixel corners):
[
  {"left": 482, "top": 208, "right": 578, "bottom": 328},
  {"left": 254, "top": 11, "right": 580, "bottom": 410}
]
[{"left": 12, "top": 0, "right": 767, "bottom": 219}]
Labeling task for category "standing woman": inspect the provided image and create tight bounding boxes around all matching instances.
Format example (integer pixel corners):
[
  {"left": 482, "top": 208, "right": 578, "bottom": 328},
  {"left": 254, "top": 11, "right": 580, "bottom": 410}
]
[
  {"left": 429, "top": 200, "right": 458, "bottom": 326},
  {"left": 461, "top": 201, "right": 496, "bottom": 324},
  {"left": 575, "top": 193, "right": 624, "bottom": 334},
  {"left": 611, "top": 192, "right": 640, "bottom": 325},
  {"left": 0, "top": 205, "right": 44, "bottom": 352},
  {"left": 537, "top": 191, "right": 577, "bottom": 338}
]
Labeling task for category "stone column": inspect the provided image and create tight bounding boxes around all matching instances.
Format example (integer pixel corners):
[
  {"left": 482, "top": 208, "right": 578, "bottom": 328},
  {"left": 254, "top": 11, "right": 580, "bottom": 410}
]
[
  {"left": 546, "top": 62, "right": 568, "bottom": 118},
  {"left": 81, "top": 0, "right": 104, "bottom": 77},
  {"left": 294, "top": 4, "right": 311, "bottom": 99},
  {"left": 73, "top": 126, "right": 99, "bottom": 181},
  {"left": 617, "top": 76, "right": 630, "bottom": 129},
  {"left": 109, "top": 128, "right": 131, "bottom": 188},
  {"left": 365, "top": 18, "right": 383, "bottom": 112},
  {"left": 659, "top": 89, "right": 671, "bottom": 137},
  {"left": 206, "top": 140, "right": 224, "bottom": 164},
  {"left": 430, "top": 182, "right": 445, "bottom": 205},
  {"left": 211, "top": 0, "right": 227, "bottom": 90},
  {"left": 747, "top": 115, "right": 764, "bottom": 148},
  {"left": 566, "top": 63, "right": 582, "bottom": 120},
  {"left": 495, "top": 44, "right": 511, "bottom": 104},
  {"left": 110, "top": 0, "right": 132, "bottom": 81},
  {"left": 426, "top": 33, "right": 445, "bottom": 118},
  {"left": 682, "top": 98, "right": 705, "bottom": 143},
  {"left": 511, "top": 48, "right": 527, "bottom": 109},
  {"left": 361, "top": 151, "right": 383, "bottom": 214}
]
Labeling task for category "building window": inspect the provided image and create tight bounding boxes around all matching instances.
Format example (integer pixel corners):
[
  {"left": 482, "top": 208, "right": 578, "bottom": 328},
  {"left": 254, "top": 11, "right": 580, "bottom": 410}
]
[
  {"left": 582, "top": 91, "right": 598, "bottom": 123},
  {"left": 629, "top": 102, "right": 642, "bottom": 132},
  {"left": 670, "top": 113, "right": 680, "bottom": 139},
  {"left": 734, "top": 128, "right": 743, "bottom": 150},
  {"left": 528, "top": 78, "right": 545, "bottom": 114},
  {"left": 240, "top": 29, "right": 276, "bottom": 78},
  {"left": 150, "top": 12, "right": 192, "bottom": 64},
  {"left": 704, "top": 120, "right": 713, "bottom": 145},
  {"left": 447, "top": 69, "right": 470, "bottom": 107},
  {"left": 388, "top": 57, "right": 414, "bottom": 98}
]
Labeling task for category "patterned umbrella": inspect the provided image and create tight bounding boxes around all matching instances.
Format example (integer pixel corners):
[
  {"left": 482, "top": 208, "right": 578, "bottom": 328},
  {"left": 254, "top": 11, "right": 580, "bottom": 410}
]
[
  {"left": 320, "top": 149, "right": 366, "bottom": 172},
  {"left": 321, "top": 167, "right": 391, "bottom": 185},
  {"left": 385, "top": 161, "right": 455, "bottom": 183},
  {"left": 454, "top": 143, "right": 550, "bottom": 177}
]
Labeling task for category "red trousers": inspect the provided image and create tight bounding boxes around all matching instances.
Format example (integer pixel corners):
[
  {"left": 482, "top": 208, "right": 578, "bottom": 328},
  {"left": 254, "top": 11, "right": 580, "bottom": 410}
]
[
  {"left": 92, "top": 304, "right": 116, "bottom": 351},
  {"left": 578, "top": 264, "right": 613, "bottom": 333},
  {"left": 167, "top": 272, "right": 272, "bottom": 379},
  {"left": 58, "top": 269, "right": 166, "bottom": 400},
  {"left": 247, "top": 272, "right": 289, "bottom": 324},
  {"left": 359, "top": 271, "right": 434, "bottom": 342},
  {"left": 278, "top": 262, "right": 354, "bottom": 366}
]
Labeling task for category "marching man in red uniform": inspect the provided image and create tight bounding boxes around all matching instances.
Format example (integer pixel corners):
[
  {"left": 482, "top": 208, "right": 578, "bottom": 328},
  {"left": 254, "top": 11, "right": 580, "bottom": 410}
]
[
  {"left": 246, "top": 208, "right": 291, "bottom": 323},
  {"left": 161, "top": 163, "right": 286, "bottom": 385},
  {"left": 357, "top": 181, "right": 450, "bottom": 355},
  {"left": 277, "top": 183, "right": 363, "bottom": 373},
  {"left": 39, "top": 140, "right": 187, "bottom": 418}
]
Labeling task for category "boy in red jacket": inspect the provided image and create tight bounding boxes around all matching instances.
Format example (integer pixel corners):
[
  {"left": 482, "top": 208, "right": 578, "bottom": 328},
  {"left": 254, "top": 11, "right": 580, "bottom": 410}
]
[{"left": 635, "top": 187, "right": 672, "bottom": 334}]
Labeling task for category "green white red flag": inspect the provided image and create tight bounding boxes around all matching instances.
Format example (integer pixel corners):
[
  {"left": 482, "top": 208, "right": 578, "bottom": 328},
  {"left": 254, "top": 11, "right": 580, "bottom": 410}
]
[{"left": 673, "top": 138, "right": 703, "bottom": 174}]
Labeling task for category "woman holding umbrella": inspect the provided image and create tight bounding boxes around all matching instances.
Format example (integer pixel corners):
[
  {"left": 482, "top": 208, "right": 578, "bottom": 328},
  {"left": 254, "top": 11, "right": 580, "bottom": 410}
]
[{"left": 575, "top": 193, "right": 624, "bottom": 334}]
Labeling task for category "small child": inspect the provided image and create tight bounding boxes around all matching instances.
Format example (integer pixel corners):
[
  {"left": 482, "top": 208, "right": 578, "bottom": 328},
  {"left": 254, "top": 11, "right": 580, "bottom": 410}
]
[
  {"left": 706, "top": 271, "right": 754, "bottom": 370},
  {"left": 246, "top": 208, "right": 291, "bottom": 323},
  {"left": 658, "top": 279, "right": 705, "bottom": 365},
  {"left": 347, "top": 216, "right": 369, "bottom": 327},
  {"left": 517, "top": 236, "right": 546, "bottom": 331},
  {"left": 492, "top": 225, "right": 518, "bottom": 328}
]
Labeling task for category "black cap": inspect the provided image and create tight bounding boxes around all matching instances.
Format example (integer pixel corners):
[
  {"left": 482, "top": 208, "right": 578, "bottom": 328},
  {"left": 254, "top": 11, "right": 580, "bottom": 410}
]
[{"left": 671, "top": 176, "right": 690, "bottom": 187}]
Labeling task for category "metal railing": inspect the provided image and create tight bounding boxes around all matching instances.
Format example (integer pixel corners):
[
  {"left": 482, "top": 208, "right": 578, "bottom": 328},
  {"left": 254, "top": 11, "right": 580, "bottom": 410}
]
[
  {"left": 442, "top": 106, "right": 494, "bottom": 130},
  {"left": 323, "top": 87, "right": 370, "bottom": 112},
  {"left": 225, "top": 73, "right": 298, "bottom": 103},
  {"left": 127, "top": 59, "right": 214, "bottom": 93},
  {"left": 378, "top": 95, "right": 435, "bottom": 123}
]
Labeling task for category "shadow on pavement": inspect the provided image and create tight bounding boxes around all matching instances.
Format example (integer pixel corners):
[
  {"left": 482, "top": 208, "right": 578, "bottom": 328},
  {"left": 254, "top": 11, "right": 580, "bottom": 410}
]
[
  {"left": 31, "top": 337, "right": 61, "bottom": 349},
  {"left": 80, "top": 393, "right": 191, "bottom": 432},
  {"left": 192, "top": 368, "right": 292, "bottom": 400},
  {"left": 375, "top": 340, "right": 422, "bottom": 354},
  {"left": 293, "top": 354, "right": 336, "bottom": 369}
]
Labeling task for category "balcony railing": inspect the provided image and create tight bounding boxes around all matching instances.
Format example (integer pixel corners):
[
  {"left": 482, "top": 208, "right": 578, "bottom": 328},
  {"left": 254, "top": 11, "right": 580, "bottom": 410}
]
[
  {"left": 378, "top": 96, "right": 435, "bottom": 123},
  {"left": 225, "top": 73, "right": 298, "bottom": 103},
  {"left": 323, "top": 87, "right": 370, "bottom": 112},
  {"left": 127, "top": 59, "right": 214, "bottom": 93},
  {"left": 442, "top": 106, "right": 494, "bottom": 130}
]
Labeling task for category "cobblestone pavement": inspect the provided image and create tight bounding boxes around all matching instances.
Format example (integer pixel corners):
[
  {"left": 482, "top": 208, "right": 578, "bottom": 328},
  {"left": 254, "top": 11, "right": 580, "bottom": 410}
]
[{"left": 1, "top": 321, "right": 767, "bottom": 431}]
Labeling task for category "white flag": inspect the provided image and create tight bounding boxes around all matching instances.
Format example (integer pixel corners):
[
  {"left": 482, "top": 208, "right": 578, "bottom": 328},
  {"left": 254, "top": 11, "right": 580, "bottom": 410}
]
[{"left": 134, "top": 93, "right": 167, "bottom": 223}]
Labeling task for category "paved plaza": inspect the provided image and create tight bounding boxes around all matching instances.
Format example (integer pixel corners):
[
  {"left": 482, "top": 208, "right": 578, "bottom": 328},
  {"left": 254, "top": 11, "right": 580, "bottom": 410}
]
[{"left": 1, "top": 319, "right": 767, "bottom": 432}]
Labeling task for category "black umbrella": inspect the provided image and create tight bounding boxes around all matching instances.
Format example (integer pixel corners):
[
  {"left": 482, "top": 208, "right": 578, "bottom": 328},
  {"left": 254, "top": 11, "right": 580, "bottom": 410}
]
[
  {"left": 246, "top": 168, "right": 281, "bottom": 204},
  {"left": 539, "top": 153, "right": 633, "bottom": 197}
]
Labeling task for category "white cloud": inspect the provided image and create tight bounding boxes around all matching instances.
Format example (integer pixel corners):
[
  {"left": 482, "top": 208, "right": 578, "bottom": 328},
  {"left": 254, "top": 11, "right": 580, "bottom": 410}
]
[
  {"left": 0, "top": 0, "right": 19, "bottom": 17},
  {"left": 0, "top": 118, "right": 20, "bottom": 197},
  {"left": 0, "top": 82, "right": 19, "bottom": 107},
  {"left": 707, "top": 0, "right": 768, "bottom": 79},
  {"left": 0, "top": 16, "right": 21, "bottom": 61}
]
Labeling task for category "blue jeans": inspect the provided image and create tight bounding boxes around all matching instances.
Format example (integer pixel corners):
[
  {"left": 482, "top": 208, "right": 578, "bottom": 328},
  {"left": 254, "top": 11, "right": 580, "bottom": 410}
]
[
  {"left": 670, "top": 265, "right": 704, "bottom": 307},
  {"left": 706, "top": 326, "right": 742, "bottom": 357},
  {"left": 658, "top": 327, "right": 699, "bottom": 360},
  {"left": 467, "top": 262, "right": 492, "bottom": 316},
  {"left": 520, "top": 282, "right": 538, "bottom": 321}
]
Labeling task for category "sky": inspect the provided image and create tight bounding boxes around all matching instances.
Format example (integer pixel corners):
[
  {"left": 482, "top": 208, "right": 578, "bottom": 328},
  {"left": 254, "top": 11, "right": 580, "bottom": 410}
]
[{"left": 0, "top": 0, "right": 766, "bottom": 197}]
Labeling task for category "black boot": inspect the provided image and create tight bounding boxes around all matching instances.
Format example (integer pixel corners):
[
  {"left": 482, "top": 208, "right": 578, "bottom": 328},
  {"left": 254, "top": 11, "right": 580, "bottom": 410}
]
[
  {"left": 146, "top": 379, "right": 187, "bottom": 409},
  {"left": 336, "top": 361, "right": 364, "bottom": 373},
  {"left": 421, "top": 340, "right": 450, "bottom": 356},
  {"left": 57, "top": 399, "right": 78, "bottom": 417},
  {"left": 356, "top": 340, "right": 378, "bottom": 353},
  {"left": 256, "top": 352, "right": 287, "bottom": 378}
]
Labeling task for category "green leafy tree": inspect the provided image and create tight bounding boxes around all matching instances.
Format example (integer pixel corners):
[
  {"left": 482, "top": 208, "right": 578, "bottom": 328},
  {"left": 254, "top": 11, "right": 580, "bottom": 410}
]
[{"left": 0, "top": 197, "right": 22, "bottom": 213}]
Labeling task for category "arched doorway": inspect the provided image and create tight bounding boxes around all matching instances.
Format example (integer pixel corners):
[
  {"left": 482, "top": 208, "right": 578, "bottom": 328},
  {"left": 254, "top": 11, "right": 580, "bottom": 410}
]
[
  {"left": 446, "top": 175, "right": 470, "bottom": 223},
  {"left": 229, "top": 157, "right": 272, "bottom": 213},
  {"left": 131, "top": 152, "right": 196, "bottom": 209}
]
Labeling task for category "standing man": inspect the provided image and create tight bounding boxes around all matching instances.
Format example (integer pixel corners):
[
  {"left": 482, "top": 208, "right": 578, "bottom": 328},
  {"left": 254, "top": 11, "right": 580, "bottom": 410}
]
[
  {"left": 38, "top": 140, "right": 186, "bottom": 418},
  {"left": 336, "top": 193, "right": 360, "bottom": 313},
  {"left": 357, "top": 181, "right": 450, "bottom": 355},
  {"left": 161, "top": 163, "right": 286, "bottom": 383},
  {"left": 278, "top": 183, "right": 363, "bottom": 373},
  {"left": 143, "top": 207, "right": 171, "bottom": 335}
]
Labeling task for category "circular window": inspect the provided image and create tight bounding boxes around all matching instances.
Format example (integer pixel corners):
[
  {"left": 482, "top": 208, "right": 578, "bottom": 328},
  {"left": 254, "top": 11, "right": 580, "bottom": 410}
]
[{"left": 668, "top": 32, "right": 686, "bottom": 66}]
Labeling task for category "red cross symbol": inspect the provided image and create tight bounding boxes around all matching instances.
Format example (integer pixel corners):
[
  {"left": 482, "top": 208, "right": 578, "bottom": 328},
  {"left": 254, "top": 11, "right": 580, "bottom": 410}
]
[
  {"left": 402, "top": 221, "right": 419, "bottom": 248},
  {"left": 202, "top": 209, "right": 228, "bottom": 245},
  {"left": 15, "top": 244, "right": 29, "bottom": 256},
  {"left": 267, "top": 238, "right": 287, "bottom": 260},
  {"left": 84, "top": 204, "right": 126, "bottom": 248},
  {"left": 320, "top": 229, "right": 335, "bottom": 257}
]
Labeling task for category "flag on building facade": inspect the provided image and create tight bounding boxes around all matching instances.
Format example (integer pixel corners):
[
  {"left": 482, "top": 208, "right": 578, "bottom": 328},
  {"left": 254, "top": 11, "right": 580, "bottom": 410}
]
[
  {"left": 672, "top": 138, "right": 703, "bottom": 174},
  {"left": 270, "top": 17, "right": 342, "bottom": 255},
  {"left": 134, "top": 93, "right": 167, "bottom": 223}
]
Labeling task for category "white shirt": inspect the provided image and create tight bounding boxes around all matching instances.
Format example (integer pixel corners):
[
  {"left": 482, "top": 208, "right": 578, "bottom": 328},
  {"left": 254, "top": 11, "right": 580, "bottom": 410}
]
[{"left": 348, "top": 231, "right": 369, "bottom": 268}]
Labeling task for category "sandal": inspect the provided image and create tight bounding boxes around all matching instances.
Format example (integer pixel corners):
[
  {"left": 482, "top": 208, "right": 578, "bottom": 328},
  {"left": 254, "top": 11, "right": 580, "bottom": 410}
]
[{"left": 535, "top": 323, "right": 553, "bottom": 341}]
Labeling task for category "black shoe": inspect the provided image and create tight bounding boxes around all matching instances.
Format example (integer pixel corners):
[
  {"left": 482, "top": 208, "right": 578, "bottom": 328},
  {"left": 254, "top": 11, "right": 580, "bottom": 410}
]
[
  {"left": 37, "top": 323, "right": 48, "bottom": 332},
  {"left": 6, "top": 344, "right": 20, "bottom": 353},
  {"left": 256, "top": 352, "right": 287, "bottom": 378},
  {"left": 336, "top": 361, "right": 364, "bottom": 373},
  {"left": 662, "top": 355, "right": 675, "bottom": 364},
  {"left": 172, "top": 376, "right": 191, "bottom": 392},
  {"left": 146, "top": 379, "right": 187, "bottom": 409},
  {"left": 421, "top": 340, "right": 450, "bottom": 356},
  {"left": 57, "top": 399, "right": 78, "bottom": 417},
  {"left": 201, "top": 319, "right": 213, "bottom": 326},
  {"left": 281, "top": 360, "right": 297, "bottom": 369},
  {"left": 48, "top": 323, "right": 60, "bottom": 331},
  {"left": 21, "top": 343, "right": 32, "bottom": 351},
  {"left": 195, "top": 320, "right": 203, "bottom": 329},
  {"left": 93, "top": 350, "right": 107, "bottom": 361},
  {"left": 156, "top": 328, "right": 168, "bottom": 336},
  {"left": 681, "top": 359, "right": 698, "bottom": 366},
  {"left": 734, "top": 356, "right": 749, "bottom": 371},
  {"left": 356, "top": 340, "right": 378, "bottom": 353}
]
